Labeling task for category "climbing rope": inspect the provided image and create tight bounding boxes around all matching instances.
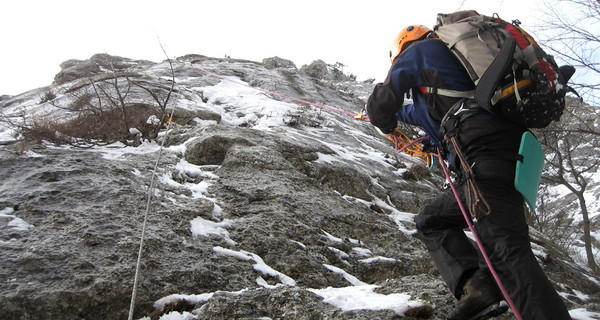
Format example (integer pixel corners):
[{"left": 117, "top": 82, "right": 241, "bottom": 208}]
[
  {"left": 127, "top": 111, "right": 175, "bottom": 320},
  {"left": 190, "top": 63, "right": 356, "bottom": 116},
  {"left": 187, "top": 64, "right": 443, "bottom": 164},
  {"left": 447, "top": 135, "right": 491, "bottom": 219}
]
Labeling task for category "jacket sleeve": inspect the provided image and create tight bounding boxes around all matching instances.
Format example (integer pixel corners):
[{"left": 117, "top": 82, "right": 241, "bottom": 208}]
[
  {"left": 366, "top": 51, "right": 421, "bottom": 133},
  {"left": 366, "top": 82, "right": 402, "bottom": 133}
]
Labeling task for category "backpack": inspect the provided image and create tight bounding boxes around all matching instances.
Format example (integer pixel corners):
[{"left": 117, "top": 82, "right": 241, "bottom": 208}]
[{"left": 433, "top": 10, "right": 572, "bottom": 128}]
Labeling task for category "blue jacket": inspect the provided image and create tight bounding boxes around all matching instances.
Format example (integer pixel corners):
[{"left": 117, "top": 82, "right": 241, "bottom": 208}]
[{"left": 367, "top": 38, "right": 475, "bottom": 146}]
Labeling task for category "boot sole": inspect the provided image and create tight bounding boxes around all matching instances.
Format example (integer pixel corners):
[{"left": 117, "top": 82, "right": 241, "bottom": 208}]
[
  {"left": 446, "top": 302, "right": 509, "bottom": 320},
  {"left": 471, "top": 302, "right": 509, "bottom": 320}
]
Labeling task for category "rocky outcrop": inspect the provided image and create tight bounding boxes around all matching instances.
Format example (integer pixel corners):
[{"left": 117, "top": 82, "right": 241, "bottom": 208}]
[
  {"left": 0, "top": 54, "right": 598, "bottom": 320},
  {"left": 263, "top": 56, "right": 297, "bottom": 70}
]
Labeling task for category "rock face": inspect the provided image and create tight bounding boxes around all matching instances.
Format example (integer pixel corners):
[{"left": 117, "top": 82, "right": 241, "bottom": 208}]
[
  {"left": 299, "top": 59, "right": 355, "bottom": 81},
  {"left": 0, "top": 54, "right": 598, "bottom": 320},
  {"left": 262, "top": 57, "right": 297, "bottom": 70}
]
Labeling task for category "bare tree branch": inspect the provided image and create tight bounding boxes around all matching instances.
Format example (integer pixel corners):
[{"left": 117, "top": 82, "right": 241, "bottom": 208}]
[
  {"left": 535, "top": 99, "right": 600, "bottom": 274},
  {"left": 534, "top": 0, "right": 600, "bottom": 104}
]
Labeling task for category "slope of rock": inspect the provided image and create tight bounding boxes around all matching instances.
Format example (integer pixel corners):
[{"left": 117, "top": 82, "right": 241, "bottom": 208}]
[{"left": 0, "top": 54, "right": 598, "bottom": 320}]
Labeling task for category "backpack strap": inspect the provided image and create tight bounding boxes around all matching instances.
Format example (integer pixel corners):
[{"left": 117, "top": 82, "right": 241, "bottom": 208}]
[
  {"left": 490, "top": 79, "right": 533, "bottom": 105},
  {"left": 439, "top": 98, "right": 480, "bottom": 139},
  {"left": 418, "top": 85, "right": 475, "bottom": 98},
  {"left": 447, "top": 30, "right": 479, "bottom": 49},
  {"left": 474, "top": 36, "right": 517, "bottom": 110}
]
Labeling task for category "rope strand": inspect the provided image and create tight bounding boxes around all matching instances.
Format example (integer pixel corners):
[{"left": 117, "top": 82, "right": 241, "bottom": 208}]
[
  {"left": 127, "top": 106, "right": 176, "bottom": 320},
  {"left": 449, "top": 136, "right": 491, "bottom": 218},
  {"left": 191, "top": 62, "right": 437, "bottom": 163},
  {"left": 190, "top": 63, "right": 356, "bottom": 116}
]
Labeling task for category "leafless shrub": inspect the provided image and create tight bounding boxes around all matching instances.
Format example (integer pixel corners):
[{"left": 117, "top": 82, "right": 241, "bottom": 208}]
[
  {"left": 284, "top": 105, "right": 324, "bottom": 128},
  {"left": 12, "top": 52, "right": 176, "bottom": 148},
  {"left": 18, "top": 103, "right": 162, "bottom": 148},
  {"left": 535, "top": 98, "right": 600, "bottom": 274}
]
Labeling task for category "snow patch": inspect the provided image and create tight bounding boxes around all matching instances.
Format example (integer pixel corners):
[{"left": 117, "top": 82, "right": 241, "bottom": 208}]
[
  {"left": 360, "top": 256, "right": 397, "bottom": 264},
  {"left": 191, "top": 218, "right": 235, "bottom": 246},
  {"left": 309, "top": 284, "right": 424, "bottom": 316},
  {"left": 0, "top": 207, "right": 33, "bottom": 231},
  {"left": 323, "top": 264, "right": 366, "bottom": 286},
  {"left": 570, "top": 308, "right": 600, "bottom": 320},
  {"left": 213, "top": 246, "right": 296, "bottom": 287},
  {"left": 322, "top": 230, "right": 344, "bottom": 243}
]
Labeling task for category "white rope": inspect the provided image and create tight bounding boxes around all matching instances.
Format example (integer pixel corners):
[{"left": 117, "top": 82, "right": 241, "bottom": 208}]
[{"left": 127, "top": 99, "right": 177, "bottom": 320}]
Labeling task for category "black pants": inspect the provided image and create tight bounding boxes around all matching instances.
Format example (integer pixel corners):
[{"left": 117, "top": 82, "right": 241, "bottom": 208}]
[{"left": 415, "top": 178, "right": 572, "bottom": 320}]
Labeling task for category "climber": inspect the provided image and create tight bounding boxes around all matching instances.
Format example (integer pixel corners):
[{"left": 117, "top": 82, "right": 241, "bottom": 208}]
[{"left": 365, "top": 25, "right": 572, "bottom": 320}]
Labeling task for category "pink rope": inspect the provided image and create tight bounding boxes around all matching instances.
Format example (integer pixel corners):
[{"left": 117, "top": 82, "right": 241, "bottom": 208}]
[
  {"left": 192, "top": 64, "right": 356, "bottom": 116},
  {"left": 394, "top": 136, "right": 428, "bottom": 154},
  {"left": 193, "top": 63, "right": 434, "bottom": 162},
  {"left": 437, "top": 147, "right": 523, "bottom": 320}
]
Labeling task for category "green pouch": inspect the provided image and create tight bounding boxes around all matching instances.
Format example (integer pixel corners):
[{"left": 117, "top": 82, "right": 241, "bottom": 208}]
[{"left": 515, "top": 131, "right": 545, "bottom": 212}]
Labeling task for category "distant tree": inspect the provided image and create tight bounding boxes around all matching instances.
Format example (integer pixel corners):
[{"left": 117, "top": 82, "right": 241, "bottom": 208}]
[
  {"left": 534, "top": 0, "right": 600, "bottom": 105},
  {"left": 531, "top": 186, "right": 579, "bottom": 252},
  {"left": 333, "top": 62, "right": 346, "bottom": 73},
  {"left": 535, "top": 99, "right": 600, "bottom": 275},
  {"left": 530, "top": 0, "right": 600, "bottom": 275}
]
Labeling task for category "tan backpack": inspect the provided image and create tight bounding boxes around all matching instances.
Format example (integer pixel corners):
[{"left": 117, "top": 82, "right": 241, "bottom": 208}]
[{"left": 434, "top": 10, "right": 573, "bottom": 128}]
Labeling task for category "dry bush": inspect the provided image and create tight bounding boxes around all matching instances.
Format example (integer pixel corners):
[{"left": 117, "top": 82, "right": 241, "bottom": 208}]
[
  {"left": 284, "top": 105, "right": 324, "bottom": 128},
  {"left": 20, "top": 103, "right": 164, "bottom": 147},
  {"left": 10, "top": 52, "right": 175, "bottom": 150}
]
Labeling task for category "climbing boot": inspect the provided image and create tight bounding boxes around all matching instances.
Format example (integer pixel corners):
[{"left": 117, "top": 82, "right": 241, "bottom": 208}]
[{"left": 446, "top": 269, "right": 506, "bottom": 320}]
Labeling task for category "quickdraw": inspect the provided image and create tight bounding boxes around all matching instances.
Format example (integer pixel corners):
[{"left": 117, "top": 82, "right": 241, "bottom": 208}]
[{"left": 355, "top": 109, "right": 437, "bottom": 169}]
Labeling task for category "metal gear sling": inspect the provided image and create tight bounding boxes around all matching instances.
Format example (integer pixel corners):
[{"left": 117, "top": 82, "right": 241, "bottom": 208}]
[
  {"left": 439, "top": 99, "right": 492, "bottom": 220},
  {"left": 440, "top": 98, "right": 546, "bottom": 216}
]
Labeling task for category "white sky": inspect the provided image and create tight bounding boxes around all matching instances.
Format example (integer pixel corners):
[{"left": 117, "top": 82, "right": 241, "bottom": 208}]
[{"left": 1, "top": 0, "right": 544, "bottom": 96}]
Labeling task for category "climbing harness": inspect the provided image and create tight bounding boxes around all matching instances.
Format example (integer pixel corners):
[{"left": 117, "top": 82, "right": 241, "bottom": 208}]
[
  {"left": 439, "top": 98, "right": 494, "bottom": 219},
  {"left": 437, "top": 147, "right": 524, "bottom": 320}
]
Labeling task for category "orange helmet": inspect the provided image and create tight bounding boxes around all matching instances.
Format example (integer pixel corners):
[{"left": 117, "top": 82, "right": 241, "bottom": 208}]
[{"left": 390, "top": 25, "right": 434, "bottom": 63}]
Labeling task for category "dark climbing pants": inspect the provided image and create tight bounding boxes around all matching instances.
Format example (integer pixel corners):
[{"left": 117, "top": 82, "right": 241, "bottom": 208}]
[{"left": 415, "top": 178, "right": 572, "bottom": 320}]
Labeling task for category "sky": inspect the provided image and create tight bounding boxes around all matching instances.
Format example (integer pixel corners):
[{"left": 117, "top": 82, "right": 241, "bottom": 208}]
[{"left": 0, "top": 0, "right": 547, "bottom": 96}]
